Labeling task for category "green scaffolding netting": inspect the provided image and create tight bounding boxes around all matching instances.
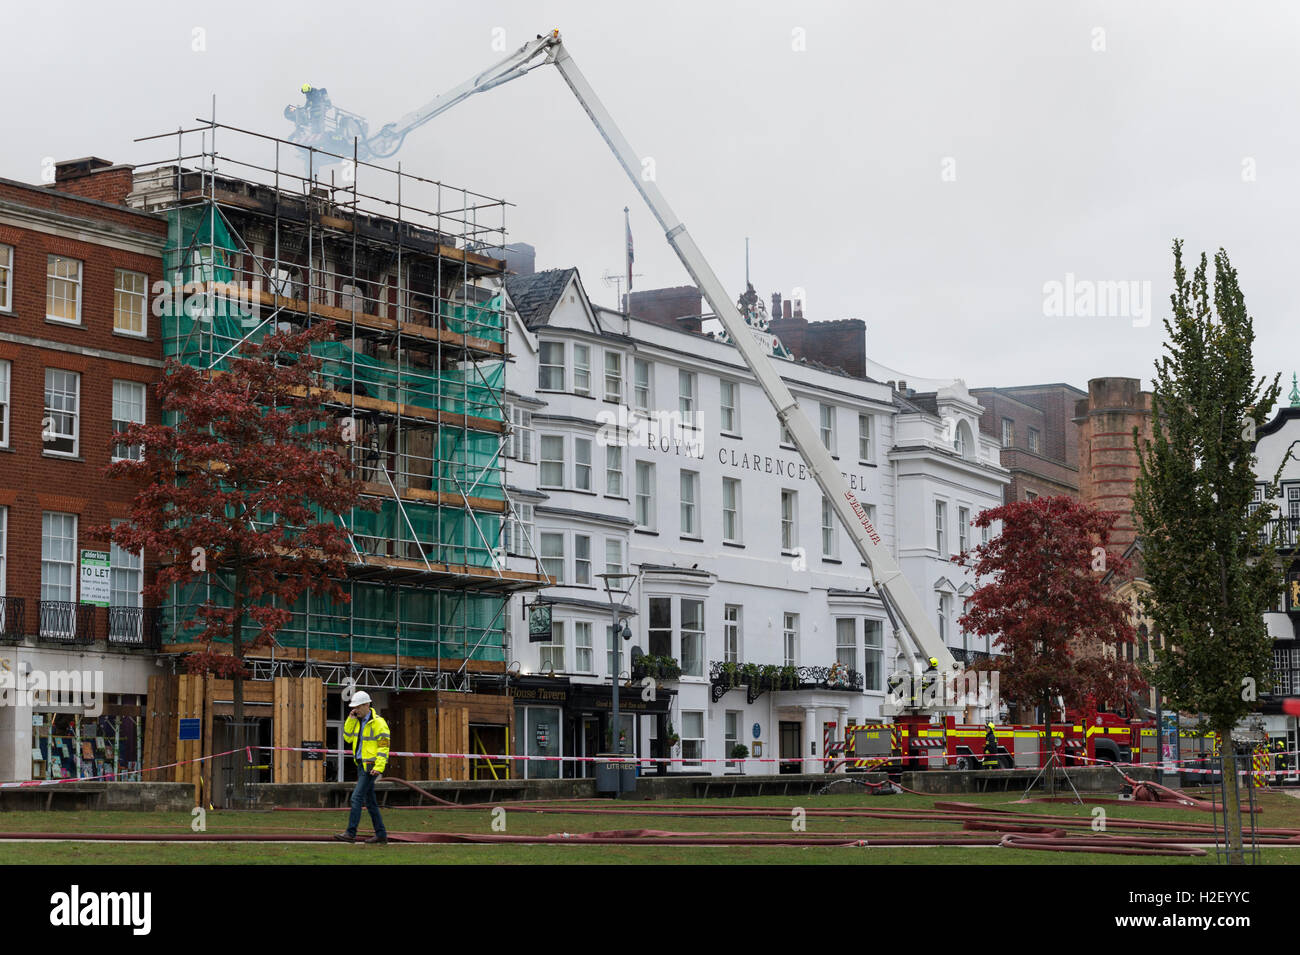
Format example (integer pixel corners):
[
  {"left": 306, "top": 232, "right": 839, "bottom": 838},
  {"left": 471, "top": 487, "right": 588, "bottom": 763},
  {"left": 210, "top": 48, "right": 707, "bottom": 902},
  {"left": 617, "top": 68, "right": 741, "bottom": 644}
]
[
  {"left": 157, "top": 206, "right": 513, "bottom": 664},
  {"left": 161, "top": 577, "right": 507, "bottom": 662}
]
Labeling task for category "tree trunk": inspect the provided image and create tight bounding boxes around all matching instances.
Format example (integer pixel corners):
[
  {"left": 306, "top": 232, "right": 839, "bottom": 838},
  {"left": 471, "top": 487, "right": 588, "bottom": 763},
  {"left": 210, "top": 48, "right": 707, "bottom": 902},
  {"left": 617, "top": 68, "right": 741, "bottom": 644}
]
[
  {"left": 1043, "top": 692, "right": 1056, "bottom": 796},
  {"left": 230, "top": 562, "right": 247, "bottom": 806},
  {"left": 1218, "top": 726, "right": 1245, "bottom": 865}
]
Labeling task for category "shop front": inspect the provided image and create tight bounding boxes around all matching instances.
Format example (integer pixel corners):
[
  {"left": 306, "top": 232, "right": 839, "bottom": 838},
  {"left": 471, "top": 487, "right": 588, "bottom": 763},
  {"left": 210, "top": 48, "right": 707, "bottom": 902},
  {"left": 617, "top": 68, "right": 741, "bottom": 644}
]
[{"left": 511, "top": 676, "right": 675, "bottom": 779}]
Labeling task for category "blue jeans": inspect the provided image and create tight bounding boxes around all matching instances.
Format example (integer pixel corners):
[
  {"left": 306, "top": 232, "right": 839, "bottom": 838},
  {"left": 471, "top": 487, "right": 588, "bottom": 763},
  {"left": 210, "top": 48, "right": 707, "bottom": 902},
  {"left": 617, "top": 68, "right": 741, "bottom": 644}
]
[{"left": 347, "top": 766, "right": 387, "bottom": 838}]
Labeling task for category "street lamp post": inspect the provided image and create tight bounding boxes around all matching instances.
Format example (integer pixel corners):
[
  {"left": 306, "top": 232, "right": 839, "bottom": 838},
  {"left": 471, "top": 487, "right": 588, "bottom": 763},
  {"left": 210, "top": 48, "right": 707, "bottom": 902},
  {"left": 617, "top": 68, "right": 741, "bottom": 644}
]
[{"left": 599, "top": 571, "right": 640, "bottom": 794}]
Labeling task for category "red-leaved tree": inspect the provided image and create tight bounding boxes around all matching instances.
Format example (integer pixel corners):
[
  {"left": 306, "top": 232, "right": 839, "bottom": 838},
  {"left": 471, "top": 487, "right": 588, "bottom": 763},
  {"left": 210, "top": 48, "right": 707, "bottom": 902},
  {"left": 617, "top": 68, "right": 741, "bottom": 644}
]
[
  {"left": 957, "top": 496, "right": 1145, "bottom": 780},
  {"left": 103, "top": 321, "right": 374, "bottom": 788}
]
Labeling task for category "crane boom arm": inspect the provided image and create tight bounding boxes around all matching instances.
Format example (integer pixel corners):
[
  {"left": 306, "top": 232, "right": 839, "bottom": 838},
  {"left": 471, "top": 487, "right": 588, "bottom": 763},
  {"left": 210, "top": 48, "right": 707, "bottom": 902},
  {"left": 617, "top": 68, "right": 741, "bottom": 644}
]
[{"left": 365, "top": 30, "right": 961, "bottom": 690}]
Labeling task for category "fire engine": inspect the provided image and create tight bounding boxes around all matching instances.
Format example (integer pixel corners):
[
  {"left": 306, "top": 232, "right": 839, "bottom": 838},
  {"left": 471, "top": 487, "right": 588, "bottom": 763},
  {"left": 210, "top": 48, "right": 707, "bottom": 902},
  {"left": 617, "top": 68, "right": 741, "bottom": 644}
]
[{"left": 842, "top": 710, "right": 1154, "bottom": 773}]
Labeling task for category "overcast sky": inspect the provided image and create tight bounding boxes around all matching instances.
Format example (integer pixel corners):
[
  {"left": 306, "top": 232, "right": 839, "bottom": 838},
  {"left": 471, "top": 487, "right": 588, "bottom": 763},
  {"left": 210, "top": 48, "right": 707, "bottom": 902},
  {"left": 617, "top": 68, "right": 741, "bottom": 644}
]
[{"left": 5, "top": 1, "right": 1298, "bottom": 395}]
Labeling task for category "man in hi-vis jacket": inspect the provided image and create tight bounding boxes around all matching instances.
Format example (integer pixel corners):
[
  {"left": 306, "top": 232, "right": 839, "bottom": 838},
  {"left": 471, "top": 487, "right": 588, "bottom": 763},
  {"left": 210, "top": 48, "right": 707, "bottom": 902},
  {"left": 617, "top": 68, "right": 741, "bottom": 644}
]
[{"left": 334, "top": 691, "right": 390, "bottom": 845}]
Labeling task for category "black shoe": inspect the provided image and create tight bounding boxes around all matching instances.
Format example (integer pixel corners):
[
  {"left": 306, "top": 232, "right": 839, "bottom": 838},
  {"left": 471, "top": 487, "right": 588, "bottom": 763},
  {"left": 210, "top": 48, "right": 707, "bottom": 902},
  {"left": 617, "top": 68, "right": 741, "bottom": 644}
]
[
  {"left": 365, "top": 835, "right": 389, "bottom": 845},
  {"left": 333, "top": 832, "right": 357, "bottom": 843}
]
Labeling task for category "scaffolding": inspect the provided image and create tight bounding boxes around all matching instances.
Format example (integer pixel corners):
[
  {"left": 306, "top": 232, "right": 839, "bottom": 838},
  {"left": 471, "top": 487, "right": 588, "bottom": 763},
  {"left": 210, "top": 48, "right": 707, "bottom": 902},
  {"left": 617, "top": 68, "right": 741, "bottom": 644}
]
[{"left": 129, "top": 120, "right": 545, "bottom": 684}]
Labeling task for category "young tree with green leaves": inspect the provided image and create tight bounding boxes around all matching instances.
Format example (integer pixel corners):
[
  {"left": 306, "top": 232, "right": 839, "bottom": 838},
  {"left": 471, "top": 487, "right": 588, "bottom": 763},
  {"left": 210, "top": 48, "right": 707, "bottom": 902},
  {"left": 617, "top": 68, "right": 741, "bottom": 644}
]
[{"left": 1133, "top": 241, "right": 1280, "bottom": 864}]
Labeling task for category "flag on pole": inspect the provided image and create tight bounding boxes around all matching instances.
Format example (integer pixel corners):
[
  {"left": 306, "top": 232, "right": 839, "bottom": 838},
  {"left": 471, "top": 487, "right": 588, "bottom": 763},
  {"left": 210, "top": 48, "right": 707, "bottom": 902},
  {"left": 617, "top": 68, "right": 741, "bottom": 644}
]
[{"left": 624, "top": 206, "right": 634, "bottom": 297}]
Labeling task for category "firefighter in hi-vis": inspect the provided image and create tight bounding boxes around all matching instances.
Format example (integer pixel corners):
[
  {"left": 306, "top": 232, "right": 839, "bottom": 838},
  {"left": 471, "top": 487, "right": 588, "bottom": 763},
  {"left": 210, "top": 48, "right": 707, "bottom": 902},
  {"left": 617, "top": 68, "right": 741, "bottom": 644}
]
[
  {"left": 982, "top": 722, "right": 1000, "bottom": 770},
  {"left": 334, "top": 691, "right": 391, "bottom": 845}
]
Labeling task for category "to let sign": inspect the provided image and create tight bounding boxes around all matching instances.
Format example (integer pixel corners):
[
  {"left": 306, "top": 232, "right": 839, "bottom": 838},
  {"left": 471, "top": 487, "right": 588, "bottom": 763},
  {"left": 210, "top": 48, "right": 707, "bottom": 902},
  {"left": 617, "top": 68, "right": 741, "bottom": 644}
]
[{"left": 79, "top": 550, "right": 111, "bottom": 607}]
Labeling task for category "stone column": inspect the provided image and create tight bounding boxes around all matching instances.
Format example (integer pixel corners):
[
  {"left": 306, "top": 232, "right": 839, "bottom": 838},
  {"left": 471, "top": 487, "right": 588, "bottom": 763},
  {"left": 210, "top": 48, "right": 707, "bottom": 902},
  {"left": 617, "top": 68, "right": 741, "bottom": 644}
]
[{"left": 803, "top": 706, "right": 819, "bottom": 774}]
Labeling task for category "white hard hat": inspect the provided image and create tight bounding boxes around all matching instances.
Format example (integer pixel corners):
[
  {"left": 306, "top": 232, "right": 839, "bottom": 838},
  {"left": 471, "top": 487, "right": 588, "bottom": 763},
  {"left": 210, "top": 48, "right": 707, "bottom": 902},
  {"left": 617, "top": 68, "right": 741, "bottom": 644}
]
[{"left": 350, "top": 690, "right": 372, "bottom": 707}]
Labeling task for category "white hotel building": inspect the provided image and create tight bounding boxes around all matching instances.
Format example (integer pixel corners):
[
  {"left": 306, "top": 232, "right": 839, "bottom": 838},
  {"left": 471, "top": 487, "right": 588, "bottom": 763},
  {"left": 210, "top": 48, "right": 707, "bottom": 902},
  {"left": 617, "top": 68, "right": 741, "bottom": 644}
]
[{"left": 499, "top": 268, "right": 1007, "bottom": 777}]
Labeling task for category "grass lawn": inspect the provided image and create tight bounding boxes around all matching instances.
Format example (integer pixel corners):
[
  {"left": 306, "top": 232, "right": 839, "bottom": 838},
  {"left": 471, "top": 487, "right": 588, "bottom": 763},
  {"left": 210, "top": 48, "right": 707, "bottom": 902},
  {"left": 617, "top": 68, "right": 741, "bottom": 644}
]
[{"left": 1, "top": 789, "right": 1296, "bottom": 865}]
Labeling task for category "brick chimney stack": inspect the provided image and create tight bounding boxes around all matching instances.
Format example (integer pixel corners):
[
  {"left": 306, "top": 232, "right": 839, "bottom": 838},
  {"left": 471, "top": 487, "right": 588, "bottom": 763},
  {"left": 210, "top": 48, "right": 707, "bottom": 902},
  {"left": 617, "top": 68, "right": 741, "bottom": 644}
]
[
  {"left": 1074, "top": 377, "right": 1154, "bottom": 554},
  {"left": 49, "top": 157, "right": 135, "bottom": 206}
]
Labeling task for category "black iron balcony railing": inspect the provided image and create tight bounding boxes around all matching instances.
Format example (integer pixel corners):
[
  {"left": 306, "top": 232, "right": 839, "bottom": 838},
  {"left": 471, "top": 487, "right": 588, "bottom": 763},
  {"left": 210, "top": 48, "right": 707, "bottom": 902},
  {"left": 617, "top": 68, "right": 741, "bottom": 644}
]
[
  {"left": 107, "top": 606, "right": 161, "bottom": 650},
  {"left": 709, "top": 660, "right": 864, "bottom": 703},
  {"left": 35, "top": 600, "right": 97, "bottom": 645},
  {"left": 0, "top": 596, "right": 24, "bottom": 642},
  {"left": 1257, "top": 517, "right": 1300, "bottom": 550}
]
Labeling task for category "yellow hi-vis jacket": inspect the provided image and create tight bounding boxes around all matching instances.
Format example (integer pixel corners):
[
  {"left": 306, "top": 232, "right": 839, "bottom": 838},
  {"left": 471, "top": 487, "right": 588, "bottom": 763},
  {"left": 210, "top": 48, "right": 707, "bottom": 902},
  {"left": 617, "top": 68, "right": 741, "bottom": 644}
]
[{"left": 343, "top": 709, "right": 391, "bottom": 774}]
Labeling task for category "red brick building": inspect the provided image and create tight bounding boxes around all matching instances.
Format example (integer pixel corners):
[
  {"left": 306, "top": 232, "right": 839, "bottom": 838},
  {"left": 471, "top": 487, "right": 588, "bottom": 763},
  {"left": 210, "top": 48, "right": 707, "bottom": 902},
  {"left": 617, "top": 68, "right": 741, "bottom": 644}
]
[
  {"left": 0, "top": 158, "right": 166, "bottom": 781},
  {"left": 969, "top": 383, "right": 1086, "bottom": 503}
]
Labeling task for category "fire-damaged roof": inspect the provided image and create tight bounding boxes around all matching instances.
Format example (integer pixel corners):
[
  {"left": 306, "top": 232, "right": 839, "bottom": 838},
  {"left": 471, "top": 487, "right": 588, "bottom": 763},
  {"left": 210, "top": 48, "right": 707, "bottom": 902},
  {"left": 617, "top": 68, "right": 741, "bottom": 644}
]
[{"left": 504, "top": 267, "right": 576, "bottom": 328}]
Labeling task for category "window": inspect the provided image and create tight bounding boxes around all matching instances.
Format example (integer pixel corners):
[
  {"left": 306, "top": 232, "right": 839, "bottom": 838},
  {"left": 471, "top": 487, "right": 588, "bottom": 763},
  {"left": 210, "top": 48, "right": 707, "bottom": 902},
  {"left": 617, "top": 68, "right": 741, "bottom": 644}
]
[
  {"left": 574, "top": 534, "right": 592, "bottom": 585},
  {"left": 836, "top": 618, "right": 857, "bottom": 672},
  {"left": 109, "top": 521, "right": 142, "bottom": 610},
  {"left": 858, "top": 413, "right": 874, "bottom": 462},
  {"left": 604, "top": 352, "right": 623, "bottom": 402},
  {"left": 1025, "top": 490, "right": 1038, "bottom": 502},
  {"left": 681, "top": 711, "right": 704, "bottom": 767},
  {"left": 960, "top": 597, "right": 970, "bottom": 652},
  {"left": 724, "top": 605, "right": 741, "bottom": 664},
  {"left": 574, "top": 621, "right": 593, "bottom": 673},
  {"left": 680, "top": 598, "right": 704, "bottom": 677},
  {"left": 0, "top": 360, "right": 9, "bottom": 448},
  {"left": 0, "top": 506, "right": 7, "bottom": 599},
  {"left": 573, "top": 344, "right": 591, "bottom": 395},
  {"left": 605, "top": 444, "right": 624, "bottom": 496},
  {"left": 338, "top": 282, "right": 365, "bottom": 312},
  {"left": 268, "top": 266, "right": 296, "bottom": 297},
  {"left": 783, "top": 613, "right": 799, "bottom": 667},
  {"left": 648, "top": 596, "right": 672, "bottom": 656},
  {"left": 633, "top": 358, "right": 652, "bottom": 412},
  {"left": 41, "top": 512, "right": 77, "bottom": 605},
  {"left": 506, "top": 502, "right": 534, "bottom": 556},
  {"left": 864, "top": 619, "right": 883, "bottom": 691},
  {"left": 43, "top": 369, "right": 80, "bottom": 456},
  {"left": 540, "top": 532, "right": 565, "bottom": 584},
  {"left": 539, "top": 435, "right": 565, "bottom": 488},
  {"left": 724, "top": 711, "right": 740, "bottom": 768},
  {"left": 606, "top": 625, "right": 618, "bottom": 677},
  {"left": 678, "top": 370, "right": 697, "bottom": 428},
  {"left": 981, "top": 522, "right": 991, "bottom": 546},
  {"left": 507, "top": 406, "right": 534, "bottom": 462},
  {"left": 680, "top": 469, "right": 699, "bottom": 536},
  {"left": 821, "top": 496, "right": 837, "bottom": 558},
  {"left": 574, "top": 438, "right": 592, "bottom": 491},
  {"left": 953, "top": 421, "right": 966, "bottom": 457},
  {"left": 113, "top": 269, "right": 148, "bottom": 336},
  {"left": 605, "top": 537, "right": 624, "bottom": 576},
  {"left": 46, "top": 255, "right": 82, "bottom": 324},
  {"left": 937, "top": 593, "right": 951, "bottom": 643},
  {"left": 0, "top": 244, "right": 13, "bottom": 311},
  {"left": 539, "top": 341, "right": 565, "bottom": 391},
  {"left": 720, "top": 380, "right": 738, "bottom": 434},
  {"left": 722, "top": 477, "right": 742, "bottom": 543},
  {"left": 1001, "top": 418, "right": 1014, "bottom": 447},
  {"left": 636, "top": 461, "right": 655, "bottom": 528},
  {"left": 935, "top": 500, "right": 947, "bottom": 554},
  {"left": 111, "top": 380, "right": 146, "bottom": 462},
  {"left": 820, "top": 403, "right": 836, "bottom": 453},
  {"left": 958, "top": 506, "right": 970, "bottom": 554},
  {"left": 1028, "top": 427, "right": 1041, "bottom": 453},
  {"left": 540, "top": 620, "right": 565, "bottom": 672},
  {"left": 781, "top": 490, "right": 797, "bottom": 551}
]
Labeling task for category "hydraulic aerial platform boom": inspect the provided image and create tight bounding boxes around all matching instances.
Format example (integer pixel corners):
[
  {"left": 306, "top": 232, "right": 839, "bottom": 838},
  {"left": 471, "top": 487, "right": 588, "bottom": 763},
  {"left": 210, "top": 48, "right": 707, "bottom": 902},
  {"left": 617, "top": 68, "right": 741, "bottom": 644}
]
[{"left": 287, "top": 30, "right": 963, "bottom": 709}]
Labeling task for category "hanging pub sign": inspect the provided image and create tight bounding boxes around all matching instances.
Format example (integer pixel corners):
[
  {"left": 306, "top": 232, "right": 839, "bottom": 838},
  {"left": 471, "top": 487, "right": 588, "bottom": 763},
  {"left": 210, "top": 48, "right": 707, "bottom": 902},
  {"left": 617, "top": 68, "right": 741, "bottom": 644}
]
[{"left": 528, "top": 600, "right": 554, "bottom": 643}]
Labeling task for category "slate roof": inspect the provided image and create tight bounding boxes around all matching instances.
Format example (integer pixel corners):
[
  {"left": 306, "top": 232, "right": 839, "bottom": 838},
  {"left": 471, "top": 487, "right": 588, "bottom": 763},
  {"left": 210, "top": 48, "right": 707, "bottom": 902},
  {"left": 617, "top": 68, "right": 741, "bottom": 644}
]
[{"left": 504, "top": 268, "right": 575, "bottom": 328}]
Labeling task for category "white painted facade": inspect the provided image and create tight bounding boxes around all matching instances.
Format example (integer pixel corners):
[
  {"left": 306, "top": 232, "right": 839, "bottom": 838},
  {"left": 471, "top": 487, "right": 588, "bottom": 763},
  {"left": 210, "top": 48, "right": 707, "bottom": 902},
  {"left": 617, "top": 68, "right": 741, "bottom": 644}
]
[
  {"left": 499, "top": 269, "right": 1008, "bottom": 777},
  {"left": 1249, "top": 403, "right": 1300, "bottom": 755}
]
